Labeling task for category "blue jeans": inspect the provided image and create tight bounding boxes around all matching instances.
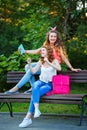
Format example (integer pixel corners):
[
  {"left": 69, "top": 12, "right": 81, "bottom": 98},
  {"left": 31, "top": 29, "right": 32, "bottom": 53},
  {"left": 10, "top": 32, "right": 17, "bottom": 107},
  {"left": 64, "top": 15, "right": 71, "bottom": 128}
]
[
  {"left": 16, "top": 63, "right": 41, "bottom": 88},
  {"left": 28, "top": 80, "right": 52, "bottom": 113}
]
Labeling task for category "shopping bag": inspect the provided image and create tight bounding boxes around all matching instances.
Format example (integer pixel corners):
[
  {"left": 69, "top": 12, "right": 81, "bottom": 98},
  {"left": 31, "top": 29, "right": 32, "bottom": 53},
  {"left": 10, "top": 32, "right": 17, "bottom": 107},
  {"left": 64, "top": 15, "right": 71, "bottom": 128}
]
[{"left": 46, "top": 74, "right": 70, "bottom": 96}]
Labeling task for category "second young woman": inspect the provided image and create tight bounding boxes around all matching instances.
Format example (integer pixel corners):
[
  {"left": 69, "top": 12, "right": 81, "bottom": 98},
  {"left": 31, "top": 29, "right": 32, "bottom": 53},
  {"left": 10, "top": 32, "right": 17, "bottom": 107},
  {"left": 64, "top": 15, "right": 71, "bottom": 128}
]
[{"left": 19, "top": 46, "right": 61, "bottom": 128}]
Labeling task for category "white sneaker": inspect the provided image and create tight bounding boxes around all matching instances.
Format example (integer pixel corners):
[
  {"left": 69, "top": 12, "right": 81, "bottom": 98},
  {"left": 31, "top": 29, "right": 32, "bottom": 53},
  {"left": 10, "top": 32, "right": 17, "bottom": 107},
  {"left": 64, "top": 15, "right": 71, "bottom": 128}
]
[
  {"left": 19, "top": 118, "right": 32, "bottom": 128},
  {"left": 34, "top": 109, "right": 41, "bottom": 118}
]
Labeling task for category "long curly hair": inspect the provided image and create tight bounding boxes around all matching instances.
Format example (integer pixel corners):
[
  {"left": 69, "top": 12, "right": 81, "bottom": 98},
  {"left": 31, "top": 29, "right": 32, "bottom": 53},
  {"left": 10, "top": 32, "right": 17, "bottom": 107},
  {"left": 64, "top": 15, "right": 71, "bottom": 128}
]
[
  {"left": 43, "top": 30, "right": 67, "bottom": 58},
  {"left": 40, "top": 46, "right": 54, "bottom": 64}
]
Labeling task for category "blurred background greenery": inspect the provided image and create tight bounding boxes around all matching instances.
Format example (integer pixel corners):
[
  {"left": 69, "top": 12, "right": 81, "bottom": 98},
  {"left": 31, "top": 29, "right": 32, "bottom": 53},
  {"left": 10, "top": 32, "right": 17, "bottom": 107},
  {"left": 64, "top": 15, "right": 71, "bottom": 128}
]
[{"left": 0, "top": 0, "right": 87, "bottom": 91}]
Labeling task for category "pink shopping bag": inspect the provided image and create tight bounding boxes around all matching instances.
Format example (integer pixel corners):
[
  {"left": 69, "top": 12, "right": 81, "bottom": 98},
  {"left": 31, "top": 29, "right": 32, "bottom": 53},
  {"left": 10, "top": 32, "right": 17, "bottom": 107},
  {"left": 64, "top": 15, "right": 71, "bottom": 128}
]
[{"left": 46, "top": 74, "right": 70, "bottom": 96}]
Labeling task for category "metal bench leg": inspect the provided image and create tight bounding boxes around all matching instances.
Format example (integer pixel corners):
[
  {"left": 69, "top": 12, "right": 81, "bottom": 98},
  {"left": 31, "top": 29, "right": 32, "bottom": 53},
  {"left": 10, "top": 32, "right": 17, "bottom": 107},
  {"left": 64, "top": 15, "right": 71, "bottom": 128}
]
[
  {"left": 0, "top": 103, "right": 6, "bottom": 109},
  {"left": 6, "top": 102, "right": 13, "bottom": 117},
  {"left": 79, "top": 102, "right": 86, "bottom": 126},
  {"left": 0, "top": 102, "right": 13, "bottom": 117}
]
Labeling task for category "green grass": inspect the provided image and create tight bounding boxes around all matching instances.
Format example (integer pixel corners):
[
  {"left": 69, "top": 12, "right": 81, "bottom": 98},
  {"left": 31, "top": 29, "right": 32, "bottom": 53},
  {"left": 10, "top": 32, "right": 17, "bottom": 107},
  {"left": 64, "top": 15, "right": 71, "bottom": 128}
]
[
  {"left": 0, "top": 103, "right": 87, "bottom": 115},
  {"left": 0, "top": 84, "right": 87, "bottom": 115}
]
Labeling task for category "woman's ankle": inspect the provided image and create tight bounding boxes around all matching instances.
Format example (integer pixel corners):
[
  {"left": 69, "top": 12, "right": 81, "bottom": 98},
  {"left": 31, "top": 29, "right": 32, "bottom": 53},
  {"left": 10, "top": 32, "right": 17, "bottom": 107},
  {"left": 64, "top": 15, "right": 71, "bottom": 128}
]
[{"left": 25, "top": 113, "right": 32, "bottom": 119}]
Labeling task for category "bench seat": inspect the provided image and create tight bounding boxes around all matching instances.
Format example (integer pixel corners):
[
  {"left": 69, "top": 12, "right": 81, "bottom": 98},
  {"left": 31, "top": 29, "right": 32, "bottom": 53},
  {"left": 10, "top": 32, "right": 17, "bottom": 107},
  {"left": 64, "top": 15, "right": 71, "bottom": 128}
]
[{"left": 0, "top": 93, "right": 86, "bottom": 104}]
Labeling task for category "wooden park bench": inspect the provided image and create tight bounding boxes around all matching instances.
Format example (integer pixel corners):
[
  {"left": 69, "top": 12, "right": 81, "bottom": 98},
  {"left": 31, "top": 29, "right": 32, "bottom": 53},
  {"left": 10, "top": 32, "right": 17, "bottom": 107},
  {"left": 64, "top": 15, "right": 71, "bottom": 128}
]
[{"left": 0, "top": 70, "right": 87, "bottom": 126}]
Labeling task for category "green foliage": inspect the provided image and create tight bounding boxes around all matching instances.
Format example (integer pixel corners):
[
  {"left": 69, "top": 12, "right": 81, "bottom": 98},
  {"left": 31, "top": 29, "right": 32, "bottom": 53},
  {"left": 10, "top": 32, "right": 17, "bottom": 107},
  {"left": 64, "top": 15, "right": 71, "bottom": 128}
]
[
  {"left": 0, "top": 55, "right": 8, "bottom": 92},
  {"left": 0, "top": 22, "right": 24, "bottom": 56},
  {"left": 0, "top": 0, "right": 86, "bottom": 56},
  {"left": 0, "top": 51, "right": 39, "bottom": 91},
  {"left": 0, "top": 51, "right": 40, "bottom": 72},
  {"left": 0, "top": 55, "right": 7, "bottom": 73},
  {"left": 0, "top": 0, "right": 87, "bottom": 91},
  {"left": 61, "top": 63, "right": 68, "bottom": 71},
  {"left": 65, "top": 23, "right": 87, "bottom": 69}
]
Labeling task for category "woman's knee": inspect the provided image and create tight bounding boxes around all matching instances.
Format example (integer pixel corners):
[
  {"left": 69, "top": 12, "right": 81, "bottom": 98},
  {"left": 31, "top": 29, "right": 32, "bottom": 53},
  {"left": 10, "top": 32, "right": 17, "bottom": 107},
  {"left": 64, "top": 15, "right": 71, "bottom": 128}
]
[
  {"left": 32, "top": 80, "right": 41, "bottom": 90},
  {"left": 33, "top": 80, "right": 40, "bottom": 85},
  {"left": 25, "top": 64, "right": 29, "bottom": 72},
  {"left": 32, "top": 83, "right": 39, "bottom": 90}
]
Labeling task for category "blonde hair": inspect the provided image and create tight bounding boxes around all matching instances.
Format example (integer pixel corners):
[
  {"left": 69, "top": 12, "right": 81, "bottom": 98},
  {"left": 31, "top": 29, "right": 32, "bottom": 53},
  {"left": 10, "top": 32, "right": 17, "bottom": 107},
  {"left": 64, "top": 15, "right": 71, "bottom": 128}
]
[{"left": 43, "top": 30, "right": 67, "bottom": 59}]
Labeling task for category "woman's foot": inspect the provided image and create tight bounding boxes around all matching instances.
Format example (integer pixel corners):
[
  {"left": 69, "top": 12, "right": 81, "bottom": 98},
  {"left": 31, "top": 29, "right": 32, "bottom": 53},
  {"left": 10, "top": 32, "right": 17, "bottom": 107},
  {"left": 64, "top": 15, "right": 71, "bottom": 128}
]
[
  {"left": 24, "top": 88, "right": 32, "bottom": 94},
  {"left": 19, "top": 118, "right": 32, "bottom": 128},
  {"left": 4, "top": 90, "right": 19, "bottom": 95},
  {"left": 4, "top": 86, "right": 19, "bottom": 95}
]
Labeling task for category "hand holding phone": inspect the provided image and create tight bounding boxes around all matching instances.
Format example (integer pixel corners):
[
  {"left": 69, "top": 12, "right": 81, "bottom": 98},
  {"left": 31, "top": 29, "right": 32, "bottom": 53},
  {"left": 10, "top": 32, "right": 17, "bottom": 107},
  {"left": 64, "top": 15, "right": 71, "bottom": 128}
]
[{"left": 18, "top": 44, "right": 25, "bottom": 55}]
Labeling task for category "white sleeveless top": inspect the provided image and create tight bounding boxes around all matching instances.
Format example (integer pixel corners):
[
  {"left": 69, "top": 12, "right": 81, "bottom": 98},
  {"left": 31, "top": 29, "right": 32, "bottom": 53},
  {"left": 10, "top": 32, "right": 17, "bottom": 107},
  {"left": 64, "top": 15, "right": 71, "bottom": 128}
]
[{"left": 39, "top": 65, "right": 57, "bottom": 83}]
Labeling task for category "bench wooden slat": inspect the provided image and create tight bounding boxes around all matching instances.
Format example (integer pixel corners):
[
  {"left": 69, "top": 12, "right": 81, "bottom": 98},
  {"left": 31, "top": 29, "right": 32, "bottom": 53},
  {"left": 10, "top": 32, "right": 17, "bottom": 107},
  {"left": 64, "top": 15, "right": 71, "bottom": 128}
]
[
  {"left": 0, "top": 95, "right": 83, "bottom": 105},
  {"left": 7, "top": 70, "right": 87, "bottom": 83},
  {"left": 0, "top": 93, "right": 86, "bottom": 104}
]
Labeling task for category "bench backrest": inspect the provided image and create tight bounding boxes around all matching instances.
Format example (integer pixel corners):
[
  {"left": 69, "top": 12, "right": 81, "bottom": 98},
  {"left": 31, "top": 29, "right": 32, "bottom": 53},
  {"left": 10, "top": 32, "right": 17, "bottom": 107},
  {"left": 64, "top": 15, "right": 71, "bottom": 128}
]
[
  {"left": 61, "top": 70, "right": 87, "bottom": 83},
  {"left": 7, "top": 71, "right": 25, "bottom": 83},
  {"left": 7, "top": 70, "right": 87, "bottom": 84}
]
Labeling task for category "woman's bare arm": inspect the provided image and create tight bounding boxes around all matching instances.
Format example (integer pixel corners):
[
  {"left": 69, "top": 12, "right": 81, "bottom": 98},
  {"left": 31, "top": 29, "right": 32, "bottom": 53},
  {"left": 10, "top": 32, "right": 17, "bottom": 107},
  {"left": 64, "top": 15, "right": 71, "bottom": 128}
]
[
  {"left": 44, "top": 58, "right": 61, "bottom": 71},
  {"left": 60, "top": 47, "right": 81, "bottom": 72},
  {"left": 27, "top": 59, "right": 41, "bottom": 74},
  {"left": 24, "top": 48, "right": 41, "bottom": 54}
]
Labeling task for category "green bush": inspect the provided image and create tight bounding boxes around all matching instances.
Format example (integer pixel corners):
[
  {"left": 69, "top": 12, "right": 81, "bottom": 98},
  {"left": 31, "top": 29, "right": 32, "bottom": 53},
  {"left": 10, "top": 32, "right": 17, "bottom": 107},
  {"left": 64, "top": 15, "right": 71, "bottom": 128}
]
[
  {"left": 0, "top": 51, "right": 40, "bottom": 91},
  {"left": 65, "top": 24, "right": 87, "bottom": 69}
]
